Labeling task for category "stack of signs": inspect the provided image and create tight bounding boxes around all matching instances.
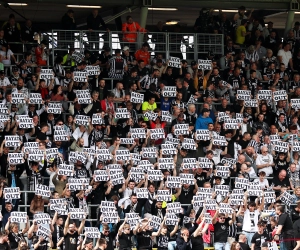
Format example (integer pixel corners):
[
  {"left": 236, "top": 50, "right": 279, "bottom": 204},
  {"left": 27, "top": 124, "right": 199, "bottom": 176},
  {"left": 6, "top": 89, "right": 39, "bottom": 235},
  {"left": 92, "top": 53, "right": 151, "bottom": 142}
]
[
  {"left": 37, "top": 225, "right": 51, "bottom": 241},
  {"left": 273, "top": 90, "right": 287, "bottom": 102},
  {"left": 215, "top": 166, "right": 230, "bottom": 178},
  {"left": 224, "top": 119, "right": 239, "bottom": 129},
  {"left": 29, "top": 93, "right": 43, "bottom": 104},
  {"left": 166, "top": 176, "right": 181, "bottom": 188},
  {"left": 198, "top": 60, "right": 212, "bottom": 70},
  {"left": 85, "top": 227, "right": 101, "bottom": 238},
  {"left": 116, "top": 149, "right": 130, "bottom": 161},
  {"left": 142, "top": 147, "right": 157, "bottom": 158},
  {"left": 167, "top": 202, "right": 181, "bottom": 214},
  {"left": 168, "top": 57, "right": 181, "bottom": 68},
  {"left": 182, "top": 158, "right": 197, "bottom": 169},
  {"left": 182, "top": 138, "right": 196, "bottom": 150},
  {"left": 161, "top": 144, "right": 176, "bottom": 155},
  {"left": 34, "top": 213, "right": 51, "bottom": 224},
  {"left": 40, "top": 69, "right": 53, "bottom": 80},
  {"left": 75, "top": 115, "right": 89, "bottom": 126},
  {"left": 97, "top": 149, "right": 112, "bottom": 161},
  {"left": 291, "top": 99, "right": 300, "bottom": 110},
  {"left": 68, "top": 178, "right": 89, "bottom": 190},
  {"left": 248, "top": 183, "right": 262, "bottom": 196},
  {"left": 195, "top": 130, "right": 210, "bottom": 141},
  {"left": 50, "top": 198, "right": 67, "bottom": 215},
  {"left": 218, "top": 112, "right": 230, "bottom": 122},
  {"left": 214, "top": 185, "right": 230, "bottom": 196},
  {"left": 147, "top": 170, "right": 163, "bottom": 181},
  {"left": 280, "top": 191, "right": 294, "bottom": 206},
  {"left": 212, "top": 135, "right": 227, "bottom": 146},
  {"left": 28, "top": 149, "right": 44, "bottom": 161},
  {"left": 230, "top": 189, "right": 244, "bottom": 206},
  {"left": 94, "top": 170, "right": 110, "bottom": 182},
  {"left": 58, "top": 164, "right": 74, "bottom": 176},
  {"left": 162, "top": 86, "right": 176, "bottom": 97},
  {"left": 73, "top": 71, "right": 88, "bottom": 82},
  {"left": 219, "top": 203, "right": 233, "bottom": 214},
  {"left": 76, "top": 90, "right": 92, "bottom": 104},
  {"left": 130, "top": 168, "right": 144, "bottom": 182},
  {"left": 158, "top": 158, "right": 174, "bottom": 170},
  {"left": 47, "top": 103, "right": 62, "bottom": 114},
  {"left": 272, "top": 140, "right": 289, "bottom": 153},
  {"left": 102, "top": 211, "right": 118, "bottom": 223},
  {"left": 264, "top": 190, "right": 276, "bottom": 203},
  {"left": 72, "top": 51, "right": 84, "bottom": 63},
  {"left": 115, "top": 108, "right": 130, "bottom": 119},
  {"left": 174, "top": 124, "right": 189, "bottom": 136},
  {"left": 157, "top": 190, "right": 171, "bottom": 201},
  {"left": 35, "top": 184, "right": 51, "bottom": 197},
  {"left": 235, "top": 178, "right": 249, "bottom": 189},
  {"left": 131, "top": 153, "right": 141, "bottom": 165},
  {"left": 136, "top": 188, "right": 148, "bottom": 199},
  {"left": 46, "top": 148, "right": 58, "bottom": 161},
  {"left": 130, "top": 92, "right": 144, "bottom": 103},
  {"left": 237, "top": 90, "right": 251, "bottom": 100},
  {"left": 258, "top": 90, "right": 272, "bottom": 101},
  {"left": 92, "top": 114, "right": 104, "bottom": 125},
  {"left": 4, "top": 187, "right": 20, "bottom": 200},
  {"left": 12, "top": 92, "right": 25, "bottom": 104},
  {"left": 86, "top": 65, "right": 100, "bottom": 76},
  {"left": 198, "top": 157, "right": 213, "bottom": 168},
  {"left": 130, "top": 128, "right": 146, "bottom": 139},
  {"left": 109, "top": 170, "right": 124, "bottom": 186},
  {"left": 161, "top": 111, "right": 172, "bottom": 122},
  {"left": 126, "top": 213, "right": 140, "bottom": 229},
  {"left": 205, "top": 199, "right": 217, "bottom": 210},
  {"left": 149, "top": 215, "right": 162, "bottom": 229},
  {"left": 11, "top": 212, "right": 27, "bottom": 223},
  {"left": 150, "top": 128, "right": 165, "bottom": 140},
  {"left": 179, "top": 173, "right": 194, "bottom": 185},
  {"left": 244, "top": 99, "right": 258, "bottom": 107},
  {"left": 8, "top": 153, "right": 23, "bottom": 165},
  {"left": 69, "top": 208, "right": 86, "bottom": 219}
]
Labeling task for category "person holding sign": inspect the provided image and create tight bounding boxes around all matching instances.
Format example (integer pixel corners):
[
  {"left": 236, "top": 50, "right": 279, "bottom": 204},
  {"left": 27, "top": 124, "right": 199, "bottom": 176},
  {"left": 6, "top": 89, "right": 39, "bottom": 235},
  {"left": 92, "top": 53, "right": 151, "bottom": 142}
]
[
  {"left": 5, "top": 216, "right": 29, "bottom": 250},
  {"left": 142, "top": 96, "right": 157, "bottom": 121},
  {"left": 117, "top": 218, "right": 132, "bottom": 250},
  {"left": 64, "top": 213, "right": 86, "bottom": 250}
]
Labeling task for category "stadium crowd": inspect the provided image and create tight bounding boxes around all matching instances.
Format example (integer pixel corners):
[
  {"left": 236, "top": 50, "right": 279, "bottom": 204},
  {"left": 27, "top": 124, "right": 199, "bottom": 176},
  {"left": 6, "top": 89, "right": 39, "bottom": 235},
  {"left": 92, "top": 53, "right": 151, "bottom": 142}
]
[{"left": 0, "top": 5, "right": 298, "bottom": 250}]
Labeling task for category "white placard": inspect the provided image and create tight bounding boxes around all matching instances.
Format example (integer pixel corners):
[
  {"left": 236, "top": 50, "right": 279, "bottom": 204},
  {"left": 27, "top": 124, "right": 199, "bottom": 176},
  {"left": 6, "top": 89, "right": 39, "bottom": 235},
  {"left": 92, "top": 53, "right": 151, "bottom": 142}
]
[
  {"left": 47, "top": 103, "right": 62, "bottom": 114},
  {"left": 85, "top": 227, "right": 101, "bottom": 238},
  {"left": 86, "top": 65, "right": 100, "bottom": 76},
  {"left": 273, "top": 90, "right": 287, "bottom": 102},
  {"left": 174, "top": 124, "right": 189, "bottom": 136},
  {"left": 76, "top": 90, "right": 92, "bottom": 104},
  {"left": 4, "top": 187, "right": 20, "bottom": 199},
  {"left": 11, "top": 93, "right": 25, "bottom": 104},
  {"left": 35, "top": 184, "right": 51, "bottom": 197},
  {"left": 11, "top": 212, "right": 27, "bottom": 223},
  {"left": 40, "top": 69, "right": 53, "bottom": 80},
  {"left": 258, "top": 90, "right": 272, "bottom": 100},
  {"left": 73, "top": 71, "right": 88, "bottom": 82},
  {"left": 168, "top": 57, "right": 181, "bottom": 68},
  {"left": 131, "top": 92, "right": 144, "bottom": 103},
  {"left": 198, "top": 60, "right": 212, "bottom": 70},
  {"left": 29, "top": 93, "right": 43, "bottom": 104}
]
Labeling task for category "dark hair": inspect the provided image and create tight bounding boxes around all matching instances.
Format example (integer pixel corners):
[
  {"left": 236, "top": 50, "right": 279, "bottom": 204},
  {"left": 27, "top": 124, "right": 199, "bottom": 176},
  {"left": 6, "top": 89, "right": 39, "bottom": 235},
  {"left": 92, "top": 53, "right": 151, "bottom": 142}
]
[
  {"left": 52, "top": 85, "right": 63, "bottom": 96},
  {"left": 55, "top": 56, "right": 63, "bottom": 64}
]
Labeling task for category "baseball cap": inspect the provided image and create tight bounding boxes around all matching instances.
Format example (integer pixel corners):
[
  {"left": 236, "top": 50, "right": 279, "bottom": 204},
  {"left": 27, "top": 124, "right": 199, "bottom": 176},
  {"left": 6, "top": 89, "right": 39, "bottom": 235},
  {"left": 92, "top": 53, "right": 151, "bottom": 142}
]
[{"left": 123, "top": 46, "right": 130, "bottom": 51}]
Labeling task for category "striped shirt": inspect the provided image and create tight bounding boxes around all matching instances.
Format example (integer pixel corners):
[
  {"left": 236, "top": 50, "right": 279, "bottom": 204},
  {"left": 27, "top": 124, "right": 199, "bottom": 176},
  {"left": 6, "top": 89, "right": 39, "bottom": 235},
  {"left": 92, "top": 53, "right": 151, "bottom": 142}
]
[{"left": 108, "top": 56, "right": 127, "bottom": 79}]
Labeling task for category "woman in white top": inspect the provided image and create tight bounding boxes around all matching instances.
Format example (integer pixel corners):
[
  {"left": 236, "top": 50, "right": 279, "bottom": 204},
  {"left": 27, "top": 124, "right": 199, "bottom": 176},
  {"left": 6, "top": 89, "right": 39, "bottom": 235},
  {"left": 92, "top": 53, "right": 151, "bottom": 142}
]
[
  {"left": 253, "top": 171, "right": 269, "bottom": 190},
  {"left": 0, "top": 43, "right": 16, "bottom": 65}
]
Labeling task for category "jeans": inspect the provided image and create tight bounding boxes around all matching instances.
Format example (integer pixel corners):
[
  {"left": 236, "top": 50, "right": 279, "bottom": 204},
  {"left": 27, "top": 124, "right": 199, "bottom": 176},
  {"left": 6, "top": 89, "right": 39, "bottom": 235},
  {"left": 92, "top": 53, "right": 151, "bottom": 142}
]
[
  {"left": 168, "top": 241, "right": 177, "bottom": 250},
  {"left": 243, "top": 231, "right": 256, "bottom": 246},
  {"left": 214, "top": 242, "right": 226, "bottom": 250}
]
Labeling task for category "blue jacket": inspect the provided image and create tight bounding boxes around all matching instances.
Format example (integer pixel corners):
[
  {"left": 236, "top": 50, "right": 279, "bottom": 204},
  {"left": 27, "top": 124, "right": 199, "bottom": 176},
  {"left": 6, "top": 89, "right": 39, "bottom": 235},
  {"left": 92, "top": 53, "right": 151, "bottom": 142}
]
[{"left": 195, "top": 116, "right": 213, "bottom": 130}]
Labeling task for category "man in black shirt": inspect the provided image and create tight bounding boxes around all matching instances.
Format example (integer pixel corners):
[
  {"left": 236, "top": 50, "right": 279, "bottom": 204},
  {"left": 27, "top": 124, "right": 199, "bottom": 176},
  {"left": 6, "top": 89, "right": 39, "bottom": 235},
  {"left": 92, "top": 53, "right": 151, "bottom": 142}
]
[
  {"left": 274, "top": 205, "right": 295, "bottom": 250},
  {"left": 64, "top": 213, "right": 86, "bottom": 250},
  {"left": 212, "top": 209, "right": 235, "bottom": 250},
  {"left": 250, "top": 221, "right": 271, "bottom": 250},
  {"left": 0, "top": 231, "right": 10, "bottom": 250},
  {"left": 272, "top": 170, "right": 291, "bottom": 196}
]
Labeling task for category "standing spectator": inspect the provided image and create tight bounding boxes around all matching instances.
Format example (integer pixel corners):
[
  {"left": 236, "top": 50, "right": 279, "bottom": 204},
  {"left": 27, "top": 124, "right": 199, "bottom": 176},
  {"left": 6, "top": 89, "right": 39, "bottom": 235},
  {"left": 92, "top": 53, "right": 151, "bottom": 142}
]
[
  {"left": 60, "top": 9, "right": 77, "bottom": 48},
  {"left": 122, "top": 16, "right": 147, "bottom": 49},
  {"left": 35, "top": 40, "right": 49, "bottom": 66},
  {"left": 108, "top": 49, "right": 127, "bottom": 79},
  {"left": 87, "top": 9, "right": 110, "bottom": 51},
  {"left": 135, "top": 43, "right": 151, "bottom": 66},
  {"left": 277, "top": 43, "right": 294, "bottom": 70},
  {"left": 2, "top": 14, "right": 21, "bottom": 52}
]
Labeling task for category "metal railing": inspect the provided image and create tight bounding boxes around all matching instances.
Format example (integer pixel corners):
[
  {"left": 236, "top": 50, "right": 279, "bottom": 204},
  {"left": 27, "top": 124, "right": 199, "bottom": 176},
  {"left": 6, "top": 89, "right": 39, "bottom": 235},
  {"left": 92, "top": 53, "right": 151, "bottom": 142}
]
[{"left": 42, "top": 30, "right": 224, "bottom": 66}]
